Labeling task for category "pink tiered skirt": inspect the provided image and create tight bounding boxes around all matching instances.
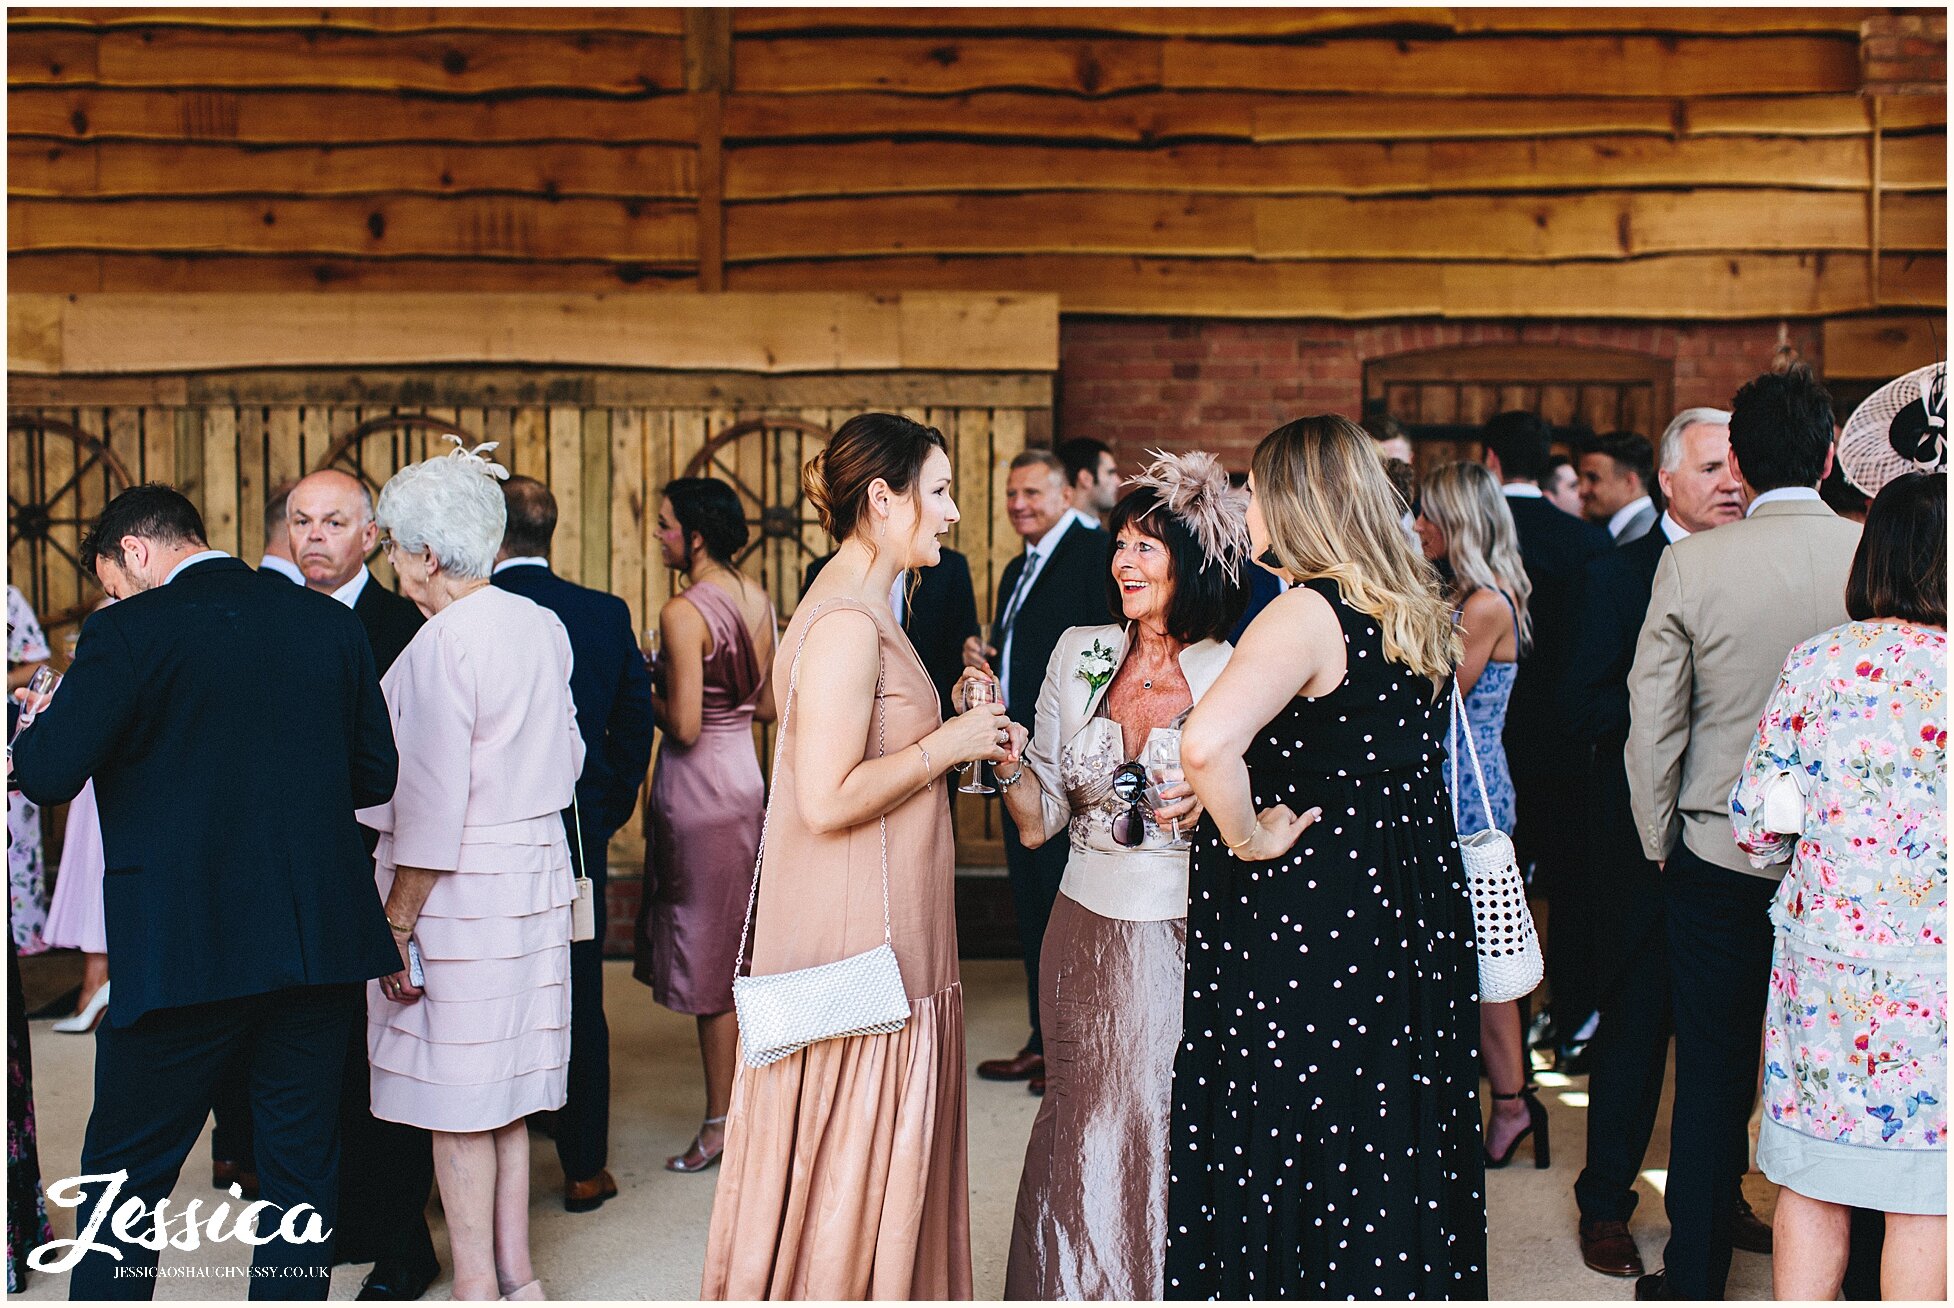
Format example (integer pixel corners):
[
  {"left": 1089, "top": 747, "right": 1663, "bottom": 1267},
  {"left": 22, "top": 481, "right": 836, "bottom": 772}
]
[
  {"left": 43, "top": 780, "right": 106, "bottom": 954},
  {"left": 367, "top": 816, "right": 573, "bottom": 1133}
]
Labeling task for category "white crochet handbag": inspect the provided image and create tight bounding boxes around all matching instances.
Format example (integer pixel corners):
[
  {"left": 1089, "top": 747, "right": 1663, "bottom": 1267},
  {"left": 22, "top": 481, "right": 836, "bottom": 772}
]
[
  {"left": 1449, "top": 680, "right": 1544, "bottom": 1005},
  {"left": 731, "top": 600, "right": 911, "bottom": 1068}
]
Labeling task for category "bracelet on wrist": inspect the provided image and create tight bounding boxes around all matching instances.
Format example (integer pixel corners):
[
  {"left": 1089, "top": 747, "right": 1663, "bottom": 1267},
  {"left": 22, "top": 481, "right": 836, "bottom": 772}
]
[
  {"left": 916, "top": 742, "right": 934, "bottom": 789},
  {"left": 386, "top": 913, "right": 415, "bottom": 935},
  {"left": 995, "top": 760, "right": 1027, "bottom": 789},
  {"left": 1222, "top": 828, "right": 1257, "bottom": 853}
]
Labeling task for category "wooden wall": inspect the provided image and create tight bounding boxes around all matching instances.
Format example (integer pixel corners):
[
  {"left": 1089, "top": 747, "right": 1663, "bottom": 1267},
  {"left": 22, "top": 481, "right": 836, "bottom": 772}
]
[{"left": 9, "top": 7, "right": 1945, "bottom": 318}]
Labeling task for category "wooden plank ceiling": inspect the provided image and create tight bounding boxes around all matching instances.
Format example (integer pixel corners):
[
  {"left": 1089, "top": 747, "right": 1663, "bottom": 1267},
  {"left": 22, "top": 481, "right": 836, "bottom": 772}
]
[{"left": 8, "top": 6, "right": 1945, "bottom": 318}]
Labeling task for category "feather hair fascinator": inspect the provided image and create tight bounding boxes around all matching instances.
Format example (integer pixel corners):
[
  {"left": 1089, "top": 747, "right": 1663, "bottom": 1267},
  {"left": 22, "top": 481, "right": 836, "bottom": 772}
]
[
  {"left": 440, "top": 433, "right": 511, "bottom": 481},
  {"left": 1129, "top": 448, "right": 1252, "bottom": 583}
]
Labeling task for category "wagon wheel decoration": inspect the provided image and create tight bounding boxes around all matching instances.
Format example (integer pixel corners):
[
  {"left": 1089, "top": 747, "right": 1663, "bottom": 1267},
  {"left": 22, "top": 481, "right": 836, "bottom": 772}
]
[
  {"left": 7, "top": 414, "right": 135, "bottom": 636},
  {"left": 313, "top": 413, "right": 480, "bottom": 563},
  {"left": 682, "top": 417, "right": 834, "bottom": 610}
]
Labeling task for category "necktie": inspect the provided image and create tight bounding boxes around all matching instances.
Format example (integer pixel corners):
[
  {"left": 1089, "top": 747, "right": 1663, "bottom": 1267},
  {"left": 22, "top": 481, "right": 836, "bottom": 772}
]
[{"left": 995, "top": 549, "right": 1046, "bottom": 669}]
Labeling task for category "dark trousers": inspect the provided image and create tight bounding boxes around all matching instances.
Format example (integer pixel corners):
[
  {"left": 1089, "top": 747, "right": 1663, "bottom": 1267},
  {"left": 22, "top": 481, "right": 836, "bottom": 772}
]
[
  {"left": 69, "top": 985, "right": 359, "bottom": 1301},
  {"left": 551, "top": 824, "right": 611, "bottom": 1185},
  {"left": 210, "top": 1049, "right": 256, "bottom": 1170},
  {"left": 332, "top": 1020, "right": 435, "bottom": 1270},
  {"left": 1000, "top": 806, "right": 1067, "bottom": 1056},
  {"left": 1575, "top": 907, "right": 1672, "bottom": 1224},
  {"left": 1659, "top": 844, "right": 1777, "bottom": 1299},
  {"left": 1513, "top": 739, "right": 1598, "bottom": 1029}
]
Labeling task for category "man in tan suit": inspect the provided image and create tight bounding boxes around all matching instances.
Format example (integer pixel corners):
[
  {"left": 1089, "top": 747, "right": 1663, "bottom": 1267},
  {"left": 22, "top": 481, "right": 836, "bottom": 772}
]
[{"left": 1625, "top": 366, "right": 1861, "bottom": 1302}]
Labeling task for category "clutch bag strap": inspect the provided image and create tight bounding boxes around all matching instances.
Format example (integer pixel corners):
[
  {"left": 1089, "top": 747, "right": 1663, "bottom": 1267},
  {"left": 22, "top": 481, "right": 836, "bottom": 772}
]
[
  {"left": 1448, "top": 677, "right": 1495, "bottom": 831},
  {"left": 734, "top": 598, "right": 893, "bottom": 977}
]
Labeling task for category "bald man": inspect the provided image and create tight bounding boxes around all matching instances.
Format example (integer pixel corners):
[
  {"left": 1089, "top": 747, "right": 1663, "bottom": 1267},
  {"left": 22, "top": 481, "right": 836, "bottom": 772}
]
[
  {"left": 288, "top": 468, "right": 423, "bottom": 674},
  {"left": 286, "top": 468, "right": 437, "bottom": 1298}
]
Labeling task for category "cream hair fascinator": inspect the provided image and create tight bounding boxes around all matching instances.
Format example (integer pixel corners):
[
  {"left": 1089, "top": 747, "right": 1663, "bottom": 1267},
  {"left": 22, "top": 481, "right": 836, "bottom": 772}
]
[
  {"left": 440, "top": 433, "right": 511, "bottom": 481},
  {"left": 1128, "top": 448, "right": 1252, "bottom": 583}
]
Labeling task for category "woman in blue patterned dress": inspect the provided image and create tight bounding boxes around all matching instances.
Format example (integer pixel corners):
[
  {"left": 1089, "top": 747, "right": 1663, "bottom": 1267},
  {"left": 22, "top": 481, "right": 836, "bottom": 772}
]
[
  {"left": 1731, "top": 472, "right": 1945, "bottom": 1299},
  {"left": 1416, "top": 461, "right": 1542, "bottom": 1168}
]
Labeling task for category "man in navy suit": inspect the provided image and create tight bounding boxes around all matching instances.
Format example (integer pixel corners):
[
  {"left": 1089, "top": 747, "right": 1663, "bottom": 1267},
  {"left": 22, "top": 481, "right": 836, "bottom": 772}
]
[
  {"left": 1562, "top": 408, "right": 1751, "bottom": 1278},
  {"left": 493, "top": 476, "right": 655, "bottom": 1215},
  {"left": 962, "top": 450, "right": 1116, "bottom": 1093},
  {"left": 287, "top": 468, "right": 435, "bottom": 1301},
  {"left": 12, "top": 485, "right": 399, "bottom": 1300},
  {"left": 1481, "top": 411, "right": 1613, "bottom": 1068}
]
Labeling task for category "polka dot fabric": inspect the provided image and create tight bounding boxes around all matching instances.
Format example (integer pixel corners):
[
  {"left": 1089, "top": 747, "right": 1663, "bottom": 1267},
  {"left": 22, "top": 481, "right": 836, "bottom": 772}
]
[{"left": 1165, "top": 578, "right": 1489, "bottom": 1300}]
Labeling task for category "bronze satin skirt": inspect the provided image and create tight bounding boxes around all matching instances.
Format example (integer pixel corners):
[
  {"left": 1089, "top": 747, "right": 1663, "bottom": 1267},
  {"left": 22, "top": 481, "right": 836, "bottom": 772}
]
[{"left": 1006, "top": 892, "right": 1186, "bottom": 1301}]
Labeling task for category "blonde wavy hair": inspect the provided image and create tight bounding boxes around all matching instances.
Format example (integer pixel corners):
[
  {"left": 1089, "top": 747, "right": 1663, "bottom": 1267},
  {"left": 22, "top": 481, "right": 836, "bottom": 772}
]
[
  {"left": 1416, "top": 460, "right": 1534, "bottom": 655},
  {"left": 1251, "top": 415, "right": 1461, "bottom": 690}
]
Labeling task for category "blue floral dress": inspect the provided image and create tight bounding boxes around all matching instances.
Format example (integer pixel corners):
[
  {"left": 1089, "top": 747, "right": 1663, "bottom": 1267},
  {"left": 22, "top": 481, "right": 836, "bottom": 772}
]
[
  {"left": 1732, "top": 620, "right": 1946, "bottom": 1214},
  {"left": 1443, "top": 590, "right": 1519, "bottom": 837}
]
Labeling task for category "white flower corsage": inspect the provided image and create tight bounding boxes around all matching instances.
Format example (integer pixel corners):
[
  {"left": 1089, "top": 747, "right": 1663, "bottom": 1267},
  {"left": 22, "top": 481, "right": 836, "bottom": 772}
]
[{"left": 1077, "top": 638, "right": 1117, "bottom": 697}]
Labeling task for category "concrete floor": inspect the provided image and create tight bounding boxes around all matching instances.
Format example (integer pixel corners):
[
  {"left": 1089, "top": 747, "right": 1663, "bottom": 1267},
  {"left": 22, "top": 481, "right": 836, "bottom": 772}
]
[{"left": 14, "top": 959, "right": 1774, "bottom": 1301}]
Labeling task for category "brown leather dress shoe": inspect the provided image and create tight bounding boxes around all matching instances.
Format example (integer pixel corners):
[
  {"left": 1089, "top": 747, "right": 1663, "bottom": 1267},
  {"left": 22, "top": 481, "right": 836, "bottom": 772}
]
[
  {"left": 211, "top": 1159, "right": 260, "bottom": 1200},
  {"left": 976, "top": 1050, "right": 1044, "bottom": 1082},
  {"left": 1028, "top": 1074, "right": 1046, "bottom": 1096},
  {"left": 564, "top": 1168, "right": 618, "bottom": 1214},
  {"left": 1731, "top": 1195, "right": 1774, "bottom": 1254},
  {"left": 1633, "top": 1269, "right": 1674, "bottom": 1300},
  {"left": 1579, "top": 1219, "right": 1645, "bottom": 1278}
]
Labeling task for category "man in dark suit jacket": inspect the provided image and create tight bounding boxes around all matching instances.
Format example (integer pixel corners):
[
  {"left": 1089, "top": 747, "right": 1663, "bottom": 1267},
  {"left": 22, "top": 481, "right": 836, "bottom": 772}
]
[
  {"left": 492, "top": 476, "right": 655, "bottom": 1216},
  {"left": 802, "top": 546, "right": 980, "bottom": 718},
  {"left": 1562, "top": 408, "right": 1752, "bottom": 1279},
  {"left": 962, "top": 449, "right": 1116, "bottom": 1091},
  {"left": 1481, "top": 411, "right": 1613, "bottom": 1067},
  {"left": 287, "top": 468, "right": 436, "bottom": 1300},
  {"left": 12, "top": 485, "right": 399, "bottom": 1300}
]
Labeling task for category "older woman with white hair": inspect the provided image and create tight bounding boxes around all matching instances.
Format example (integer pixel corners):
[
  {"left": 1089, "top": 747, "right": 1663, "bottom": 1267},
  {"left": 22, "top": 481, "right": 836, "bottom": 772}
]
[{"left": 358, "top": 439, "right": 583, "bottom": 1302}]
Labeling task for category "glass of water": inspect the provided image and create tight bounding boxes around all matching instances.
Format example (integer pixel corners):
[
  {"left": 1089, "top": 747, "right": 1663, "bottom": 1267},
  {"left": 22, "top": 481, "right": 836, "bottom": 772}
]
[{"left": 1143, "top": 732, "right": 1184, "bottom": 840}]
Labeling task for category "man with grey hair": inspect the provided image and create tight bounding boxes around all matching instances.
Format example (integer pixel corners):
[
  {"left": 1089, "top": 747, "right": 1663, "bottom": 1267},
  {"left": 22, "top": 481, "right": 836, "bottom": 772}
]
[
  {"left": 963, "top": 447, "right": 1115, "bottom": 1093},
  {"left": 1562, "top": 405, "right": 1757, "bottom": 1279},
  {"left": 289, "top": 468, "right": 423, "bottom": 674},
  {"left": 258, "top": 480, "right": 304, "bottom": 583}
]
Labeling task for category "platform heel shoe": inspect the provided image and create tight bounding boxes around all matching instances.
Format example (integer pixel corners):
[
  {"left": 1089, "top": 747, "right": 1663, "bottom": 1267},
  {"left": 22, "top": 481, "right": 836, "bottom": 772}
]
[{"left": 1484, "top": 1087, "right": 1550, "bottom": 1169}]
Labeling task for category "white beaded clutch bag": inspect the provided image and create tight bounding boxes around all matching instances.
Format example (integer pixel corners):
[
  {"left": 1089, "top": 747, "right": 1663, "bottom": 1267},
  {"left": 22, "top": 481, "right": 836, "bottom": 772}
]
[{"left": 732, "top": 600, "right": 911, "bottom": 1069}]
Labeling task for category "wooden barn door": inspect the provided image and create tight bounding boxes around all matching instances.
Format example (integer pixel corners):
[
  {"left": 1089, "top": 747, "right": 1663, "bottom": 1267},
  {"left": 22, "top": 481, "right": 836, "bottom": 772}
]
[{"left": 1364, "top": 344, "right": 1675, "bottom": 468}]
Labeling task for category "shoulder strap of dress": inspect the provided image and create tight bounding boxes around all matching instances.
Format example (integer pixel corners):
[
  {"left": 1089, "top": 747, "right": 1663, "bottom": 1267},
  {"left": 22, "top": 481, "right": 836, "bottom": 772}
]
[{"left": 733, "top": 598, "right": 891, "bottom": 977}]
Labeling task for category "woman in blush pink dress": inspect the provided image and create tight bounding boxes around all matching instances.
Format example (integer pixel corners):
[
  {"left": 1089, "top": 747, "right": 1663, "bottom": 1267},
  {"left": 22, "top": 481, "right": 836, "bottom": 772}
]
[
  {"left": 44, "top": 599, "right": 114, "bottom": 1033},
  {"left": 635, "top": 476, "right": 776, "bottom": 1174},
  {"left": 358, "top": 440, "right": 584, "bottom": 1303}
]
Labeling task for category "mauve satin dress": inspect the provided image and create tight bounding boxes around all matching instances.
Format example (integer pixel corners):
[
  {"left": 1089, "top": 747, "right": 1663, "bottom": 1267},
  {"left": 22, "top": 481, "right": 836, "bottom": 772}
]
[
  {"left": 635, "top": 580, "right": 767, "bottom": 1015},
  {"left": 701, "top": 596, "right": 971, "bottom": 1301}
]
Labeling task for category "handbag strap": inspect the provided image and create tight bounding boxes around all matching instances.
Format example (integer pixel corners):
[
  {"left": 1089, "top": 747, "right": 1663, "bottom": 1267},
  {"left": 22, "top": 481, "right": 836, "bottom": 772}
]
[
  {"left": 1448, "top": 677, "right": 1495, "bottom": 832},
  {"left": 571, "top": 793, "right": 588, "bottom": 880},
  {"left": 734, "top": 598, "right": 892, "bottom": 976}
]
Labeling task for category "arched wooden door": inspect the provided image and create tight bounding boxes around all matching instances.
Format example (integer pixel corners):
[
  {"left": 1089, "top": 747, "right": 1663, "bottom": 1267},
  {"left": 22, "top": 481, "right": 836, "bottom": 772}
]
[{"left": 1364, "top": 344, "right": 1675, "bottom": 468}]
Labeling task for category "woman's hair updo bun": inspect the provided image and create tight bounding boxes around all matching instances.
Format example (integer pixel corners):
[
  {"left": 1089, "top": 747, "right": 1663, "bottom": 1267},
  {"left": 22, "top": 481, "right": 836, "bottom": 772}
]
[{"left": 803, "top": 412, "right": 948, "bottom": 542}]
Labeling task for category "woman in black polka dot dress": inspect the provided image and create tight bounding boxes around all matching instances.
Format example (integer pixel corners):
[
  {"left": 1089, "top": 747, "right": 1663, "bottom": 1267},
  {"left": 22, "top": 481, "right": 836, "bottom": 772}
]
[{"left": 1171, "top": 416, "right": 1488, "bottom": 1299}]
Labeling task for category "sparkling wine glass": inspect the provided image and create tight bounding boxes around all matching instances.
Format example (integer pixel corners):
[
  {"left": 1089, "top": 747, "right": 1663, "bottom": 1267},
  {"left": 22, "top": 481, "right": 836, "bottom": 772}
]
[
  {"left": 958, "top": 678, "right": 999, "bottom": 795},
  {"left": 1143, "top": 732, "right": 1184, "bottom": 840},
  {"left": 7, "top": 667, "right": 61, "bottom": 783}
]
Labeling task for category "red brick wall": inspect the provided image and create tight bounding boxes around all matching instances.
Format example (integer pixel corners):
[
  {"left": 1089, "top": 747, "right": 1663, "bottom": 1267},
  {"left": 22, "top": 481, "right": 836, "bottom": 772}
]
[
  {"left": 1059, "top": 317, "right": 1827, "bottom": 470},
  {"left": 1861, "top": 13, "right": 1947, "bottom": 96}
]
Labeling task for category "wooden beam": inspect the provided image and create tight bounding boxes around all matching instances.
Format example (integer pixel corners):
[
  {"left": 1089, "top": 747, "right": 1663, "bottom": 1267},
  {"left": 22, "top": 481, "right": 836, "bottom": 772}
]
[
  {"left": 730, "top": 8, "right": 1878, "bottom": 37},
  {"left": 724, "top": 252, "right": 1946, "bottom": 318},
  {"left": 11, "top": 9, "right": 687, "bottom": 34},
  {"left": 723, "top": 134, "right": 1931, "bottom": 199},
  {"left": 7, "top": 140, "right": 698, "bottom": 198},
  {"left": 717, "top": 90, "right": 1941, "bottom": 146},
  {"left": 1824, "top": 313, "right": 1946, "bottom": 378},
  {"left": 6, "top": 86, "right": 701, "bottom": 144},
  {"left": 7, "top": 291, "right": 1062, "bottom": 374},
  {"left": 8, "top": 27, "right": 686, "bottom": 95},
  {"left": 732, "top": 34, "right": 1861, "bottom": 97},
  {"left": 8, "top": 195, "right": 698, "bottom": 261},
  {"left": 723, "top": 189, "right": 1941, "bottom": 261},
  {"left": 685, "top": 9, "right": 732, "bottom": 293}
]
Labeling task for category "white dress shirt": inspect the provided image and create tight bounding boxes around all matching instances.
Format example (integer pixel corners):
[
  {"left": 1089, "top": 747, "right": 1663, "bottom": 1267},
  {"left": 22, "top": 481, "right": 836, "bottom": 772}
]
[
  {"left": 1608, "top": 495, "right": 1655, "bottom": 540},
  {"left": 492, "top": 556, "right": 549, "bottom": 575},
  {"left": 256, "top": 553, "right": 305, "bottom": 585},
  {"left": 328, "top": 567, "right": 372, "bottom": 609},
  {"left": 164, "top": 550, "right": 230, "bottom": 584},
  {"left": 1501, "top": 482, "right": 1543, "bottom": 498},
  {"left": 998, "top": 508, "right": 1083, "bottom": 703},
  {"left": 1746, "top": 486, "right": 1823, "bottom": 517},
  {"left": 1659, "top": 511, "right": 1690, "bottom": 544}
]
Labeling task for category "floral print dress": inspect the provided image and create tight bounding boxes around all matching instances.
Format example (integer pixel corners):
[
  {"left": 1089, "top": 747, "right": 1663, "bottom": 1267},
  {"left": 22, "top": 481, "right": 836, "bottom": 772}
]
[
  {"left": 6, "top": 586, "right": 51, "bottom": 955},
  {"left": 1731, "top": 620, "right": 1946, "bottom": 1214}
]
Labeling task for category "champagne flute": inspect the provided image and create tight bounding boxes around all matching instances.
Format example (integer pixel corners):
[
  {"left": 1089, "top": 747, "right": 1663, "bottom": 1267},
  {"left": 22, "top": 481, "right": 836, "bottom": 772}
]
[
  {"left": 1143, "top": 732, "right": 1184, "bottom": 840},
  {"left": 7, "top": 667, "right": 61, "bottom": 781},
  {"left": 958, "top": 677, "right": 1000, "bottom": 795}
]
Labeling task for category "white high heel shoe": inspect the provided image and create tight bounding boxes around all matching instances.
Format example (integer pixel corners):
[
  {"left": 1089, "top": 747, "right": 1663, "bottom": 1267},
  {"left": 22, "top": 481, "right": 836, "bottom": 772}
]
[{"left": 51, "top": 981, "right": 109, "bottom": 1033}]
